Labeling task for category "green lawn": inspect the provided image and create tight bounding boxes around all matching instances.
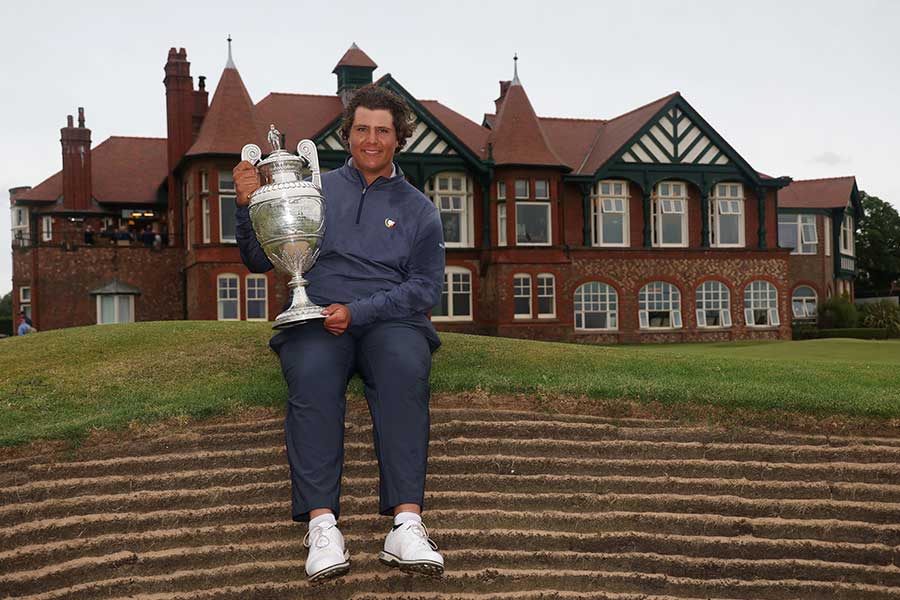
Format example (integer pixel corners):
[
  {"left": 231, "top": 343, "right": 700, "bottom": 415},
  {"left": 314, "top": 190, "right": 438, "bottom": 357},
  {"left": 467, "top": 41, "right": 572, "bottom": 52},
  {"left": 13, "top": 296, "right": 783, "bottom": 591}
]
[{"left": 1, "top": 322, "right": 898, "bottom": 446}]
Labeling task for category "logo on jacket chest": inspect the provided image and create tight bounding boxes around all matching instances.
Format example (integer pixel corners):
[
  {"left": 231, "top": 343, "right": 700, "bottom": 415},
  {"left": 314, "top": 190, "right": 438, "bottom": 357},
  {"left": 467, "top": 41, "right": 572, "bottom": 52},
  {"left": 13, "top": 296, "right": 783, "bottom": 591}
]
[{"left": 384, "top": 218, "right": 396, "bottom": 228}]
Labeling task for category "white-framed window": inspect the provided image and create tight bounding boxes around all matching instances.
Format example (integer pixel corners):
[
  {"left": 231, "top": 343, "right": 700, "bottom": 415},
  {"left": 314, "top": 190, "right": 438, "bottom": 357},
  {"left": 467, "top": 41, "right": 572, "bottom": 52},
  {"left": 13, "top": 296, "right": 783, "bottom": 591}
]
[
  {"left": 426, "top": 172, "right": 474, "bottom": 248},
  {"left": 792, "top": 286, "right": 817, "bottom": 320},
  {"left": 96, "top": 294, "right": 135, "bottom": 325},
  {"left": 200, "top": 171, "right": 209, "bottom": 194},
  {"left": 515, "top": 179, "right": 529, "bottom": 199},
  {"left": 20, "top": 304, "right": 31, "bottom": 320},
  {"left": 695, "top": 281, "right": 732, "bottom": 328},
  {"left": 652, "top": 182, "right": 688, "bottom": 247},
  {"left": 639, "top": 281, "right": 683, "bottom": 329},
  {"left": 591, "top": 180, "right": 629, "bottom": 246},
  {"left": 516, "top": 202, "right": 551, "bottom": 246},
  {"left": 513, "top": 274, "right": 532, "bottom": 319},
  {"left": 19, "top": 286, "right": 31, "bottom": 303},
  {"left": 41, "top": 216, "right": 52, "bottom": 242},
  {"left": 11, "top": 206, "right": 29, "bottom": 246},
  {"left": 497, "top": 203, "right": 507, "bottom": 246},
  {"left": 825, "top": 216, "right": 832, "bottom": 257},
  {"left": 537, "top": 273, "right": 556, "bottom": 318},
  {"left": 534, "top": 179, "right": 550, "bottom": 199},
  {"left": 744, "top": 280, "right": 780, "bottom": 327},
  {"left": 219, "top": 171, "right": 237, "bottom": 243},
  {"left": 778, "top": 213, "right": 817, "bottom": 254},
  {"left": 246, "top": 275, "right": 268, "bottom": 321},
  {"left": 709, "top": 183, "right": 745, "bottom": 247},
  {"left": 574, "top": 282, "right": 618, "bottom": 331},
  {"left": 202, "top": 198, "right": 210, "bottom": 244},
  {"left": 497, "top": 180, "right": 506, "bottom": 200},
  {"left": 431, "top": 266, "right": 472, "bottom": 321},
  {"left": 217, "top": 274, "right": 240, "bottom": 320},
  {"left": 218, "top": 170, "right": 235, "bottom": 193},
  {"left": 219, "top": 196, "right": 237, "bottom": 243},
  {"left": 840, "top": 213, "right": 854, "bottom": 255}
]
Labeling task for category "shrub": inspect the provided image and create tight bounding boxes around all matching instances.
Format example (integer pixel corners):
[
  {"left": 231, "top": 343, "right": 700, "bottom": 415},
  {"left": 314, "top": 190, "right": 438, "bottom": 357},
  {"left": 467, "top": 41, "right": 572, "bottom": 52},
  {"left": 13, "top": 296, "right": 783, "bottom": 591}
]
[
  {"left": 859, "top": 301, "right": 900, "bottom": 337},
  {"left": 818, "top": 294, "right": 858, "bottom": 328},
  {"left": 0, "top": 317, "right": 11, "bottom": 336},
  {"left": 792, "top": 327, "right": 888, "bottom": 340}
]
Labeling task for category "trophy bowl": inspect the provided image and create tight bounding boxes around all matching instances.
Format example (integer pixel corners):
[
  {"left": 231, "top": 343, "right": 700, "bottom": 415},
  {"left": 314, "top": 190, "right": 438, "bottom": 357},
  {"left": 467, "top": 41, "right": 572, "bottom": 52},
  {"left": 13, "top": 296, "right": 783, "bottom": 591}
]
[{"left": 241, "top": 129, "right": 326, "bottom": 329}]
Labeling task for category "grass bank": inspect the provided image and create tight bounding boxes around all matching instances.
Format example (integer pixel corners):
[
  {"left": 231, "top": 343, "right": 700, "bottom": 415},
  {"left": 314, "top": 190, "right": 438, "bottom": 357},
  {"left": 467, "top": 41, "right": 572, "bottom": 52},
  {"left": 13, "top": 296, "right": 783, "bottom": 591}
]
[{"left": 1, "top": 321, "right": 898, "bottom": 445}]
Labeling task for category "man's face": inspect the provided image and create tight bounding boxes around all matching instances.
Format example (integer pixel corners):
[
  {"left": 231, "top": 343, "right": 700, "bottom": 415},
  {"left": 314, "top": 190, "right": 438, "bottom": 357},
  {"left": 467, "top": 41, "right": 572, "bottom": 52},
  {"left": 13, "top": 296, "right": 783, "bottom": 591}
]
[{"left": 348, "top": 107, "right": 398, "bottom": 181}]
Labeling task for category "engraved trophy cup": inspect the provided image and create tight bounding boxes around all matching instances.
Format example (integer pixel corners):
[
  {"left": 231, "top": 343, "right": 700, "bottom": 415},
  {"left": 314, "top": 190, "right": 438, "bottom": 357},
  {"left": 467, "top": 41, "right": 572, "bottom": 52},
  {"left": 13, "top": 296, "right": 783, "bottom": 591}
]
[{"left": 241, "top": 125, "right": 326, "bottom": 329}]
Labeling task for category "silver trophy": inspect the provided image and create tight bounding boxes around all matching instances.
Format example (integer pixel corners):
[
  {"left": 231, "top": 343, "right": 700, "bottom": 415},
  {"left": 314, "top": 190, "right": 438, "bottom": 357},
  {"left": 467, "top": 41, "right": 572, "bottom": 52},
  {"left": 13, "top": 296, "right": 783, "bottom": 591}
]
[{"left": 241, "top": 125, "right": 326, "bottom": 329}]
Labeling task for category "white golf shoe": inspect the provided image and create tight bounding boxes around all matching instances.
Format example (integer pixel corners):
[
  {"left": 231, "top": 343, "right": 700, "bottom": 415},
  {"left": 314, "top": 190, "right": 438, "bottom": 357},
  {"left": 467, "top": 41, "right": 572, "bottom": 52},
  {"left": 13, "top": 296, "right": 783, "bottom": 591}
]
[
  {"left": 378, "top": 519, "right": 444, "bottom": 576},
  {"left": 303, "top": 521, "right": 350, "bottom": 582}
]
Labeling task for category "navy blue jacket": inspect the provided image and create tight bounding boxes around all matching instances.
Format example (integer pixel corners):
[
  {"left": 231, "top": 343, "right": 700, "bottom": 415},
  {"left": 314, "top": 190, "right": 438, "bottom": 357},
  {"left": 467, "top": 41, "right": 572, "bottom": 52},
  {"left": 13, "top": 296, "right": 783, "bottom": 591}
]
[{"left": 236, "top": 160, "right": 446, "bottom": 329}]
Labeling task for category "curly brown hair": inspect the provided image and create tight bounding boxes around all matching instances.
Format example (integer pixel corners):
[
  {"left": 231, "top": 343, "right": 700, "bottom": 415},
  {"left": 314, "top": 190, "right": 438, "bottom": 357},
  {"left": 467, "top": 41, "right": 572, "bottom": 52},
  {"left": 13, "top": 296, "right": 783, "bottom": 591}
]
[{"left": 338, "top": 84, "right": 415, "bottom": 149}]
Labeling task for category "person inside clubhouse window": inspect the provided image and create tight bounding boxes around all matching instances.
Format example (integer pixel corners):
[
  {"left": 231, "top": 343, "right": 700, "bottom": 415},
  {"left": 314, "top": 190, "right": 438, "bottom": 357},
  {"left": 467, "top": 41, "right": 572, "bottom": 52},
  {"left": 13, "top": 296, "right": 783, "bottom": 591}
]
[{"left": 233, "top": 84, "right": 446, "bottom": 582}]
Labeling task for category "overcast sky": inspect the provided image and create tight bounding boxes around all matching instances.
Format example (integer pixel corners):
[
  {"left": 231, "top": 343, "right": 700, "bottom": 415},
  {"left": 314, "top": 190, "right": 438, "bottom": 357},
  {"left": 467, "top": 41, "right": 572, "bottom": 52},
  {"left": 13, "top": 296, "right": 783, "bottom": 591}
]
[{"left": 1, "top": 0, "right": 897, "bottom": 296}]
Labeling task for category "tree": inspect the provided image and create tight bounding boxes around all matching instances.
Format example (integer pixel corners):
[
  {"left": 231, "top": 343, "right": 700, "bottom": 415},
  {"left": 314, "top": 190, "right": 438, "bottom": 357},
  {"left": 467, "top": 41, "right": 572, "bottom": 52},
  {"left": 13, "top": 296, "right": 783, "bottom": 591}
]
[
  {"left": 855, "top": 191, "right": 900, "bottom": 296},
  {"left": 0, "top": 292, "right": 11, "bottom": 317}
]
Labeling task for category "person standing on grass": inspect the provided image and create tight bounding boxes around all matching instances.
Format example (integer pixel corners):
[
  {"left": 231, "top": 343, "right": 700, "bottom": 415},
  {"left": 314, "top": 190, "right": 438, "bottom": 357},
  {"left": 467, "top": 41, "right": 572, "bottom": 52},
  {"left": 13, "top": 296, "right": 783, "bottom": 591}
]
[{"left": 233, "top": 84, "right": 446, "bottom": 582}]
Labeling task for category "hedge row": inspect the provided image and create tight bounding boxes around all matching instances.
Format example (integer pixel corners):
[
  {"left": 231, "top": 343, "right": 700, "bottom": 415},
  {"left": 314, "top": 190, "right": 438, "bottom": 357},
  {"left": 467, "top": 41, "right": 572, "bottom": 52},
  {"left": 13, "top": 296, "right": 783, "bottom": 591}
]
[
  {"left": 0, "top": 317, "right": 11, "bottom": 336},
  {"left": 792, "top": 327, "right": 890, "bottom": 340}
]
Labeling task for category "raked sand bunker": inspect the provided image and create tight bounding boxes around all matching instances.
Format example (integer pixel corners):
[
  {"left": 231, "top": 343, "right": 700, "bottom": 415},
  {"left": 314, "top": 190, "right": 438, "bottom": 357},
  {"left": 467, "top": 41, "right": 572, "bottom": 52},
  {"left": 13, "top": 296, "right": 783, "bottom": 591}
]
[{"left": 1, "top": 397, "right": 900, "bottom": 599}]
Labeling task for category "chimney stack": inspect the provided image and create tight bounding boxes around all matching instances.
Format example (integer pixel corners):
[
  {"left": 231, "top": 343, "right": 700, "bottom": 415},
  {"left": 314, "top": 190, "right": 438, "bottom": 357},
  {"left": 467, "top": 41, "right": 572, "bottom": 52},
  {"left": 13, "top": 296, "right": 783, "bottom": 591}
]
[
  {"left": 192, "top": 75, "right": 209, "bottom": 140},
  {"left": 164, "top": 46, "right": 196, "bottom": 247},
  {"left": 60, "top": 108, "right": 93, "bottom": 211}
]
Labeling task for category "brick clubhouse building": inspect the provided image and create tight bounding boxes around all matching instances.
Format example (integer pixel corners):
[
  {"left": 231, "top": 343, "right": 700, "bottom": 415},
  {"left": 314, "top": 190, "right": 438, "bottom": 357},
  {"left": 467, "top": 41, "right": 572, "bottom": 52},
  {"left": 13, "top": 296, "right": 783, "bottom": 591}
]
[{"left": 9, "top": 43, "right": 862, "bottom": 342}]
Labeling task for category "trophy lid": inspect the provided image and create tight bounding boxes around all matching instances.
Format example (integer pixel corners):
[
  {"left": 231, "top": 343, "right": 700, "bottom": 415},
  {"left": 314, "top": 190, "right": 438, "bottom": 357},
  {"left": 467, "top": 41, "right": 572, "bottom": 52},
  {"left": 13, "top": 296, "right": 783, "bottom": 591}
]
[{"left": 256, "top": 124, "right": 307, "bottom": 169}]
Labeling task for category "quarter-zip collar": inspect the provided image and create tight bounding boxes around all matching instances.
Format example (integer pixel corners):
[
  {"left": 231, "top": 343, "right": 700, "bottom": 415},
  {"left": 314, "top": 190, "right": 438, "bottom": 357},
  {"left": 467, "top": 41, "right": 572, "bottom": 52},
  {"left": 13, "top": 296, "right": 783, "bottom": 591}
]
[
  {"left": 338, "top": 158, "right": 405, "bottom": 192},
  {"left": 337, "top": 158, "right": 407, "bottom": 225}
]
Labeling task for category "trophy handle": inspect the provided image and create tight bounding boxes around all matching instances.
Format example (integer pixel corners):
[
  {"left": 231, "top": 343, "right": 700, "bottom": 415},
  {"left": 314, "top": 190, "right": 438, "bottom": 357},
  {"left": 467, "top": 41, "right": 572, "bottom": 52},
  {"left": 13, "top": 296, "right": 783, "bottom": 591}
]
[
  {"left": 241, "top": 144, "right": 262, "bottom": 166},
  {"left": 297, "top": 139, "right": 321, "bottom": 189}
]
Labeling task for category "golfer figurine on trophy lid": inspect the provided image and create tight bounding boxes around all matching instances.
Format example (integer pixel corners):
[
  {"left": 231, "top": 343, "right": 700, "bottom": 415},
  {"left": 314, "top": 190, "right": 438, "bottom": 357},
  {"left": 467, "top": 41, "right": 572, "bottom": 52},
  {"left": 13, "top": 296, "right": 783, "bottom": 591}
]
[{"left": 240, "top": 125, "right": 326, "bottom": 328}]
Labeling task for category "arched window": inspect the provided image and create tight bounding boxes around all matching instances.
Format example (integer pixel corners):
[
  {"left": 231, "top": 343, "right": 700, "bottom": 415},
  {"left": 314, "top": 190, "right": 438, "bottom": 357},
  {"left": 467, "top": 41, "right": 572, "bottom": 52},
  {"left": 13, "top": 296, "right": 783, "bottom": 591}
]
[
  {"left": 431, "top": 266, "right": 472, "bottom": 321},
  {"left": 696, "top": 281, "right": 732, "bottom": 328},
  {"left": 574, "top": 282, "right": 618, "bottom": 331},
  {"left": 792, "top": 286, "right": 817, "bottom": 320},
  {"left": 639, "top": 282, "right": 682, "bottom": 329},
  {"left": 217, "top": 274, "right": 240, "bottom": 321},
  {"left": 426, "top": 172, "right": 474, "bottom": 248},
  {"left": 744, "top": 281, "right": 779, "bottom": 327}
]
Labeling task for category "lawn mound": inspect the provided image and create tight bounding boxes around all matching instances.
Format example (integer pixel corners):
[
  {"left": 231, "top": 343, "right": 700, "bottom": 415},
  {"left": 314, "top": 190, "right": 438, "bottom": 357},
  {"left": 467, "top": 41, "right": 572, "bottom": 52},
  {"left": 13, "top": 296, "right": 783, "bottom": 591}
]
[{"left": 1, "top": 399, "right": 900, "bottom": 599}]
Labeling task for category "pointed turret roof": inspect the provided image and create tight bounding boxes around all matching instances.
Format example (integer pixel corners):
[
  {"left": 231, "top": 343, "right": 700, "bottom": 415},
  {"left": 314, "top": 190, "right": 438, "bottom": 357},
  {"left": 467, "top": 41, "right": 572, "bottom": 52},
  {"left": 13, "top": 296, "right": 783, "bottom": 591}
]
[
  {"left": 333, "top": 42, "right": 377, "bottom": 71},
  {"left": 187, "top": 44, "right": 258, "bottom": 156},
  {"left": 487, "top": 59, "right": 564, "bottom": 167}
]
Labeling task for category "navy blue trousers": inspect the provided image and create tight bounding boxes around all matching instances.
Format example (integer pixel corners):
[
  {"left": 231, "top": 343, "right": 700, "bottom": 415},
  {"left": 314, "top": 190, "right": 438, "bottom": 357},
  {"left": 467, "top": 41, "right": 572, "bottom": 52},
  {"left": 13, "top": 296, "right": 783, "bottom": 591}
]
[{"left": 270, "top": 316, "right": 440, "bottom": 522}]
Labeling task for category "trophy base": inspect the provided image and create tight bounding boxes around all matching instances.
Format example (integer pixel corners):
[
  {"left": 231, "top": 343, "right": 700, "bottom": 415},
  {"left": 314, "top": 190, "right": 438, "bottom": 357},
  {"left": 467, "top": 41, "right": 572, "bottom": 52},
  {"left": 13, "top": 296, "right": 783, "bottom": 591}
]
[{"left": 273, "top": 304, "right": 326, "bottom": 329}]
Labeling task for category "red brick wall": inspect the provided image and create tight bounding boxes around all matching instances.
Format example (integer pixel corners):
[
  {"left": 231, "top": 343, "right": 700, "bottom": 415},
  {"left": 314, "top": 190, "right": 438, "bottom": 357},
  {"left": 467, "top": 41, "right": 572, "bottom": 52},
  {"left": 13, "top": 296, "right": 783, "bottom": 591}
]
[
  {"left": 786, "top": 213, "right": 834, "bottom": 304},
  {"left": 433, "top": 249, "right": 791, "bottom": 344},
  {"left": 19, "top": 246, "right": 183, "bottom": 331}
]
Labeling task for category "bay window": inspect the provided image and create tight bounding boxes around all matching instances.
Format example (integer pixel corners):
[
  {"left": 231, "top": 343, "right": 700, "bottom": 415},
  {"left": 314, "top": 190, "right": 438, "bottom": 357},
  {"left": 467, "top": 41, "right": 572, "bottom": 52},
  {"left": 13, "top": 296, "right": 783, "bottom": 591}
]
[{"left": 516, "top": 202, "right": 551, "bottom": 245}]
